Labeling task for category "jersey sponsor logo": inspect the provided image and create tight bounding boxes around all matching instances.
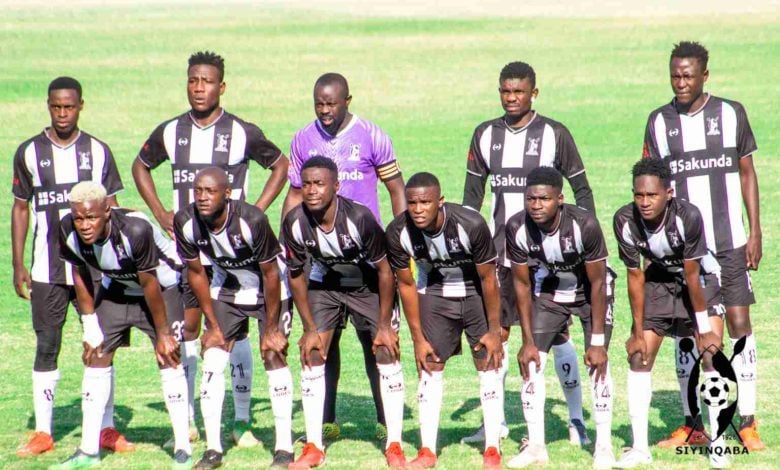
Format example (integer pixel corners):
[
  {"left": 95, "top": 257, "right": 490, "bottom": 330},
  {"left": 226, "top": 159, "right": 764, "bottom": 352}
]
[
  {"left": 489, "top": 174, "right": 526, "bottom": 188},
  {"left": 218, "top": 257, "right": 259, "bottom": 268},
  {"left": 706, "top": 117, "right": 721, "bottom": 136},
  {"left": 349, "top": 144, "right": 361, "bottom": 161},
  {"left": 338, "top": 168, "right": 364, "bottom": 181},
  {"left": 178, "top": 137, "right": 189, "bottom": 146},
  {"left": 36, "top": 188, "right": 70, "bottom": 207},
  {"left": 107, "top": 272, "right": 138, "bottom": 280},
  {"left": 173, "top": 168, "right": 197, "bottom": 184},
  {"left": 40, "top": 158, "right": 52, "bottom": 168},
  {"left": 669, "top": 154, "right": 734, "bottom": 175},
  {"left": 214, "top": 133, "right": 230, "bottom": 152},
  {"left": 78, "top": 151, "right": 91, "bottom": 170},
  {"left": 339, "top": 234, "right": 354, "bottom": 249},
  {"left": 526, "top": 137, "right": 540, "bottom": 156}
]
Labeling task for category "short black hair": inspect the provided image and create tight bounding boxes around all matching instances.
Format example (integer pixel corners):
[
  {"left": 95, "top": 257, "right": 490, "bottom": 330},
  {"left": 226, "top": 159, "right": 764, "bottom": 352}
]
[
  {"left": 499, "top": 61, "right": 536, "bottom": 88},
  {"left": 406, "top": 172, "right": 440, "bottom": 191},
  {"left": 314, "top": 73, "right": 350, "bottom": 98},
  {"left": 670, "top": 41, "right": 709, "bottom": 70},
  {"left": 301, "top": 156, "right": 338, "bottom": 178},
  {"left": 632, "top": 158, "right": 671, "bottom": 188},
  {"left": 188, "top": 51, "right": 225, "bottom": 81},
  {"left": 527, "top": 167, "right": 563, "bottom": 190},
  {"left": 48, "top": 76, "right": 82, "bottom": 99}
]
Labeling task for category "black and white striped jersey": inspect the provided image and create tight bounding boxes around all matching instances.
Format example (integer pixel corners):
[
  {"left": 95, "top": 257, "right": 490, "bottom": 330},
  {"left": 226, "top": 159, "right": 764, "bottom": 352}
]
[
  {"left": 386, "top": 202, "right": 497, "bottom": 297},
  {"left": 282, "top": 196, "right": 387, "bottom": 290},
  {"left": 59, "top": 208, "right": 180, "bottom": 297},
  {"left": 138, "top": 110, "right": 283, "bottom": 212},
  {"left": 12, "top": 130, "right": 124, "bottom": 285},
  {"left": 463, "top": 113, "right": 591, "bottom": 266},
  {"left": 643, "top": 95, "right": 757, "bottom": 254},
  {"left": 174, "top": 200, "right": 281, "bottom": 306},
  {"left": 505, "top": 204, "right": 608, "bottom": 304}
]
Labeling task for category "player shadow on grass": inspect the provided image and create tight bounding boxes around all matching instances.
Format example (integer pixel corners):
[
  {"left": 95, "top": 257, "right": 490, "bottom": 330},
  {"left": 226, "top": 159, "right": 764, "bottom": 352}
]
[{"left": 30, "top": 400, "right": 134, "bottom": 443}]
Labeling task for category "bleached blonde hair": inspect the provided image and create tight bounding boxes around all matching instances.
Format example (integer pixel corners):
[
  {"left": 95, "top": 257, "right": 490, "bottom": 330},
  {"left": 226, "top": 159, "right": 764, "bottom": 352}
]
[{"left": 69, "top": 181, "right": 107, "bottom": 204}]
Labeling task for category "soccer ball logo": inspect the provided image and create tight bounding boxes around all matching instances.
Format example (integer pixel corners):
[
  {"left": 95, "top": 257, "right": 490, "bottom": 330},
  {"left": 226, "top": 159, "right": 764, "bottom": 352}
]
[{"left": 700, "top": 377, "right": 730, "bottom": 407}]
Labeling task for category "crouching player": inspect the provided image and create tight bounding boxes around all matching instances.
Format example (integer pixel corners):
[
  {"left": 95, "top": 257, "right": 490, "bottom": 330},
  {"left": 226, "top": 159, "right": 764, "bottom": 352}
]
[
  {"left": 282, "top": 157, "right": 406, "bottom": 469},
  {"left": 506, "top": 167, "right": 615, "bottom": 469},
  {"left": 174, "top": 167, "right": 294, "bottom": 469},
  {"left": 52, "top": 181, "right": 191, "bottom": 469},
  {"left": 613, "top": 158, "right": 725, "bottom": 468},
  {"left": 386, "top": 172, "right": 503, "bottom": 470}
]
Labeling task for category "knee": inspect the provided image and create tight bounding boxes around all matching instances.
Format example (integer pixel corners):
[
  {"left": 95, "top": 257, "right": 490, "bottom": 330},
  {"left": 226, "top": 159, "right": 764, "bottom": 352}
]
[
  {"left": 500, "top": 327, "right": 510, "bottom": 343},
  {"left": 374, "top": 346, "right": 393, "bottom": 365},
  {"left": 263, "top": 351, "right": 288, "bottom": 370},
  {"left": 34, "top": 328, "right": 63, "bottom": 371},
  {"left": 726, "top": 309, "right": 752, "bottom": 338},
  {"left": 628, "top": 352, "right": 653, "bottom": 372}
]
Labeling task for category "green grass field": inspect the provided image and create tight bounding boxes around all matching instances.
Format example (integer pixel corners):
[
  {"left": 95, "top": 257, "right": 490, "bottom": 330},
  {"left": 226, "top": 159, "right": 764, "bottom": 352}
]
[{"left": 1, "top": 3, "right": 779, "bottom": 468}]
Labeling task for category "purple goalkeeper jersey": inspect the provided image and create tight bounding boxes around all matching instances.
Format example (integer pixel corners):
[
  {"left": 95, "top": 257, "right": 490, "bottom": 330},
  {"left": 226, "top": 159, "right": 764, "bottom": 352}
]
[{"left": 288, "top": 115, "right": 401, "bottom": 224}]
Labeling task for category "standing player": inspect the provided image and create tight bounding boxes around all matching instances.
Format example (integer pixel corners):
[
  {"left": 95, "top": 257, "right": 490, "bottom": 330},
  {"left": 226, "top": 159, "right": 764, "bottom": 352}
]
[
  {"left": 11, "top": 77, "right": 132, "bottom": 457},
  {"left": 52, "top": 182, "right": 191, "bottom": 469},
  {"left": 462, "top": 61, "right": 596, "bottom": 445},
  {"left": 613, "top": 159, "right": 725, "bottom": 468},
  {"left": 174, "top": 168, "right": 294, "bottom": 469},
  {"left": 281, "top": 157, "right": 406, "bottom": 469},
  {"left": 133, "top": 51, "right": 290, "bottom": 446},
  {"left": 386, "top": 172, "right": 503, "bottom": 470},
  {"left": 283, "top": 72, "right": 405, "bottom": 441},
  {"left": 505, "top": 167, "right": 614, "bottom": 469},
  {"left": 642, "top": 41, "right": 764, "bottom": 450}
]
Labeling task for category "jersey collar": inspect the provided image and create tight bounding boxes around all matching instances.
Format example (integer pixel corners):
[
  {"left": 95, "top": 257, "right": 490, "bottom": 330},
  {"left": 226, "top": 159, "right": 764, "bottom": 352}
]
[
  {"left": 43, "top": 128, "right": 82, "bottom": 150},
  {"left": 672, "top": 93, "right": 710, "bottom": 117},
  {"left": 187, "top": 108, "right": 225, "bottom": 130},
  {"left": 316, "top": 114, "right": 359, "bottom": 139},
  {"left": 502, "top": 111, "right": 537, "bottom": 134}
]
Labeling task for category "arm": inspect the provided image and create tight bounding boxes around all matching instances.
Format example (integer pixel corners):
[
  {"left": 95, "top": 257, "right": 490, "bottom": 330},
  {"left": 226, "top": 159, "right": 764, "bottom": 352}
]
[
  {"left": 132, "top": 157, "right": 173, "bottom": 235},
  {"left": 138, "top": 270, "right": 180, "bottom": 368},
  {"left": 288, "top": 267, "right": 325, "bottom": 367},
  {"left": 11, "top": 199, "right": 31, "bottom": 300},
  {"left": 185, "top": 258, "right": 225, "bottom": 350},
  {"left": 396, "top": 266, "right": 439, "bottom": 373},
  {"left": 568, "top": 172, "right": 596, "bottom": 214},
  {"left": 259, "top": 258, "right": 288, "bottom": 359},
  {"left": 384, "top": 177, "right": 407, "bottom": 217},
  {"left": 72, "top": 266, "right": 102, "bottom": 365},
  {"left": 584, "top": 260, "right": 608, "bottom": 381},
  {"left": 281, "top": 187, "right": 302, "bottom": 220},
  {"left": 475, "top": 262, "right": 503, "bottom": 369},
  {"left": 683, "top": 259, "right": 721, "bottom": 353},
  {"left": 512, "top": 262, "right": 539, "bottom": 380},
  {"left": 739, "top": 155, "right": 761, "bottom": 270},
  {"left": 625, "top": 268, "right": 648, "bottom": 365},
  {"left": 372, "top": 257, "right": 400, "bottom": 360},
  {"left": 254, "top": 155, "right": 289, "bottom": 211}
]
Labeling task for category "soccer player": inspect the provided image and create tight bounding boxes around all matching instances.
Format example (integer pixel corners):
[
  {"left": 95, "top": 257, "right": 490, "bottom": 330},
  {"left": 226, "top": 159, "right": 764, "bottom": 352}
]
[
  {"left": 174, "top": 168, "right": 294, "bottom": 469},
  {"left": 386, "top": 172, "right": 504, "bottom": 470},
  {"left": 462, "top": 61, "right": 596, "bottom": 445},
  {"left": 281, "top": 157, "right": 406, "bottom": 469},
  {"left": 133, "top": 51, "right": 290, "bottom": 446},
  {"left": 11, "top": 77, "right": 132, "bottom": 457},
  {"left": 613, "top": 159, "right": 726, "bottom": 467},
  {"left": 642, "top": 41, "right": 764, "bottom": 450},
  {"left": 51, "top": 182, "right": 191, "bottom": 469},
  {"left": 283, "top": 72, "right": 405, "bottom": 441},
  {"left": 505, "top": 167, "right": 614, "bottom": 469}
]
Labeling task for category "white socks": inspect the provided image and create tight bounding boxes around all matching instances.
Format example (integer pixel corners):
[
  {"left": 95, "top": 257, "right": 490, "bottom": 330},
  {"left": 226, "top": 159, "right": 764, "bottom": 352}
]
[
  {"left": 182, "top": 339, "right": 199, "bottom": 424},
  {"left": 267, "top": 367, "right": 294, "bottom": 452},
  {"left": 378, "top": 361, "right": 405, "bottom": 448},
  {"left": 675, "top": 336, "right": 697, "bottom": 419},
  {"left": 479, "top": 370, "right": 502, "bottom": 449},
  {"left": 101, "top": 367, "right": 115, "bottom": 430},
  {"left": 161, "top": 366, "right": 192, "bottom": 454},
  {"left": 591, "top": 365, "right": 613, "bottom": 449},
  {"left": 627, "top": 370, "right": 652, "bottom": 452},
  {"left": 301, "top": 365, "right": 326, "bottom": 449},
  {"left": 552, "top": 339, "right": 584, "bottom": 423},
  {"left": 498, "top": 341, "right": 509, "bottom": 426},
  {"left": 417, "top": 370, "right": 444, "bottom": 452},
  {"left": 731, "top": 334, "right": 757, "bottom": 416},
  {"left": 32, "top": 369, "right": 60, "bottom": 435},
  {"left": 230, "top": 337, "right": 253, "bottom": 423},
  {"left": 521, "top": 352, "right": 548, "bottom": 445},
  {"left": 80, "top": 367, "right": 112, "bottom": 455},
  {"left": 201, "top": 348, "right": 229, "bottom": 453}
]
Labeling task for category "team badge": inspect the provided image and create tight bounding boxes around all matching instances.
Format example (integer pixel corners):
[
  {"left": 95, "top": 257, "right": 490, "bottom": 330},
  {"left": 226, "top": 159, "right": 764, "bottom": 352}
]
[
  {"left": 115, "top": 244, "right": 128, "bottom": 260},
  {"left": 526, "top": 137, "right": 540, "bottom": 156},
  {"left": 562, "top": 236, "right": 575, "bottom": 253},
  {"left": 340, "top": 234, "right": 354, "bottom": 249},
  {"left": 706, "top": 117, "right": 721, "bottom": 136},
  {"left": 231, "top": 234, "right": 245, "bottom": 249},
  {"left": 447, "top": 238, "right": 461, "bottom": 253},
  {"left": 349, "top": 144, "right": 361, "bottom": 161},
  {"left": 668, "top": 231, "right": 681, "bottom": 248},
  {"left": 215, "top": 133, "right": 230, "bottom": 152},
  {"left": 78, "top": 151, "right": 91, "bottom": 170}
]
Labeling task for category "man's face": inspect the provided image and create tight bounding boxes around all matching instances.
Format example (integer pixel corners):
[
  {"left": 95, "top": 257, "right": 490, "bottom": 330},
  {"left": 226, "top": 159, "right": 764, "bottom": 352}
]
[
  {"left": 47, "top": 89, "right": 82, "bottom": 136},
  {"left": 187, "top": 64, "right": 225, "bottom": 114},
  {"left": 499, "top": 77, "right": 537, "bottom": 119},
  {"left": 633, "top": 175, "right": 672, "bottom": 223},
  {"left": 194, "top": 173, "right": 230, "bottom": 219},
  {"left": 406, "top": 186, "right": 443, "bottom": 231},
  {"left": 525, "top": 185, "right": 562, "bottom": 227},
  {"left": 314, "top": 83, "right": 351, "bottom": 134},
  {"left": 670, "top": 57, "right": 708, "bottom": 107},
  {"left": 71, "top": 199, "right": 110, "bottom": 245},
  {"left": 301, "top": 167, "right": 339, "bottom": 212}
]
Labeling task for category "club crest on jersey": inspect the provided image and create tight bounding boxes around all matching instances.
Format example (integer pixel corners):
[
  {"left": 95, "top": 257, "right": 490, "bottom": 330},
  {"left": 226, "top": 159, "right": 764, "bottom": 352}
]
[
  {"left": 668, "top": 128, "right": 680, "bottom": 137},
  {"left": 231, "top": 234, "right": 245, "bottom": 249},
  {"left": 447, "top": 238, "right": 461, "bottom": 253},
  {"left": 340, "top": 234, "right": 354, "bottom": 249},
  {"left": 706, "top": 117, "right": 721, "bottom": 136},
  {"left": 526, "top": 137, "right": 540, "bottom": 156},
  {"left": 214, "top": 133, "right": 230, "bottom": 152},
  {"left": 349, "top": 144, "right": 361, "bottom": 161},
  {"left": 668, "top": 231, "right": 682, "bottom": 248},
  {"left": 178, "top": 137, "right": 189, "bottom": 146},
  {"left": 78, "top": 151, "right": 91, "bottom": 170},
  {"left": 562, "top": 236, "right": 575, "bottom": 253},
  {"left": 115, "top": 244, "right": 128, "bottom": 260},
  {"left": 40, "top": 158, "right": 51, "bottom": 168}
]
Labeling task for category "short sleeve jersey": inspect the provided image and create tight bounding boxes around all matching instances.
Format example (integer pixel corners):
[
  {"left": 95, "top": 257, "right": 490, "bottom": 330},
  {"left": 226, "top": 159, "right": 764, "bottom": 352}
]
[
  {"left": 281, "top": 196, "right": 388, "bottom": 290},
  {"left": 505, "top": 204, "right": 608, "bottom": 304},
  {"left": 288, "top": 116, "right": 401, "bottom": 224},
  {"left": 59, "top": 208, "right": 180, "bottom": 297},
  {"left": 174, "top": 200, "right": 281, "bottom": 306},
  {"left": 386, "top": 202, "right": 497, "bottom": 297},
  {"left": 613, "top": 198, "right": 720, "bottom": 276},
  {"left": 12, "top": 130, "right": 124, "bottom": 285}
]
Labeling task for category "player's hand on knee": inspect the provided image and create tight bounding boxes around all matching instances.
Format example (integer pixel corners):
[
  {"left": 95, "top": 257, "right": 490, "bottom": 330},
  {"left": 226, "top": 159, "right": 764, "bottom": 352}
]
[
  {"left": 82, "top": 343, "right": 104, "bottom": 366},
  {"left": 81, "top": 313, "right": 104, "bottom": 365},
  {"left": 518, "top": 343, "right": 540, "bottom": 381},
  {"left": 696, "top": 331, "right": 722, "bottom": 355},
  {"left": 475, "top": 331, "right": 503, "bottom": 371},
  {"left": 625, "top": 334, "right": 647, "bottom": 366},
  {"left": 413, "top": 339, "right": 439, "bottom": 375},
  {"left": 13, "top": 266, "right": 31, "bottom": 300},
  {"left": 585, "top": 346, "right": 608, "bottom": 382},
  {"left": 201, "top": 326, "right": 226, "bottom": 353},
  {"left": 373, "top": 326, "right": 400, "bottom": 361},
  {"left": 156, "top": 332, "right": 181, "bottom": 368},
  {"left": 298, "top": 330, "right": 325, "bottom": 369},
  {"left": 262, "top": 330, "right": 289, "bottom": 357}
]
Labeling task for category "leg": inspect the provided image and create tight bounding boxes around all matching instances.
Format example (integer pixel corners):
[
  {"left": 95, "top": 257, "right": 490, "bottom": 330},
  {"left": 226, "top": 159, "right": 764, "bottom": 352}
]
[
  {"left": 550, "top": 331, "right": 588, "bottom": 445},
  {"left": 357, "top": 328, "right": 386, "bottom": 427},
  {"left": 230, "top": 326, "right": 260, "bottom": 447},
  {"left": 261, "top": 301, "right": 294, "bottom": 456},
  {"left": 181, "top": 306, "right": 202, "bottom": 430},
  {"left": 322, "top": 327, "right": 342, "bottom": 426}
]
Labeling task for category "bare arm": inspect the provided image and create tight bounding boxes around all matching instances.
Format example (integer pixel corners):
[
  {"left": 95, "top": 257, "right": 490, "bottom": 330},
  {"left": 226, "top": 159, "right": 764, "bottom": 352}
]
[
  {"left": 138, "top": 270, "right": 180, "bottom": 367},
  {"left": 476, "top": 262, "right": 501, "bottom": 333},
  {"left": 288, "top": 267, "right": 325, "bottom": 367},
  {"left": 259, "top": 260, "right": 281, "bottom": 330},
  {"left": 397, "top": 266, "right": 439, "bottom": 372},
  {"left": 625, "top": 267, "right": 647, "bottom": 365},
  {"left": 281, "top": 187, "right": 302, "bottom": 220},
  {"left": 512, "top": 262, "right": 539, "bottom": 380},
  {"left": 683, "top": 259, "right": 721, "bottom": 352},
  {"left": 384, "top": 177, "right": 407, "bottom": 217},
  {"left": 11, "top": 199, "right": 31, "bottom": 299},
  {"left": 254, "top": 155, "right": 290, "bottom": 211},
  {"left": 185, "top": 258, "right": 225, "bottom": 350},
  {"left": 584, "top": 260, "right": 608, "bottom": 380},
  {"left": 72, "top": 265, "right": 96, "bottom": 315},
  {"left": 132, "top": 157, "right": 173, "bottom": 235},
  {"left": 739, "top": 155, "right": 761, "bottom": 269}
]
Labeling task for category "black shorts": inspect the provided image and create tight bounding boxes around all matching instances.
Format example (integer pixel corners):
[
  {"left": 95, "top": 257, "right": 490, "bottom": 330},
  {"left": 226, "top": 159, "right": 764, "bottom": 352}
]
[
  {"left": 497, "top": 265, "right": 519, "bottom": 328},
  {"left": 31, "top": 282, "right": 80, "bottom": 331},
  {"left": 308, "top": 285, "right": 399, "bottom": 336},
  {"left": 181, "top": 265, "right": 213, "bottom": 310},
  {"left": 715, "top": 246, "right": 756, "bottom": 307},
  {"left": 96, "top": 285, "right": 184, "bottom": 354},
  {"left": 420, "top": 293, "right": 489, "bottom": 363},
  {"left": 212, "top": 298, "right": 293, "bottom": 343},
  {"left": 532, "top": 296, "right": 615, "bottom": 353},
  {"left": 643, "top": 267, "right": 724, "bottom": 338}
]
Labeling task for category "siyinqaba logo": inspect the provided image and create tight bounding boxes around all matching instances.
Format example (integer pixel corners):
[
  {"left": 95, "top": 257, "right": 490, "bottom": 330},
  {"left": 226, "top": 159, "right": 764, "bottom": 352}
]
[{"left": 676, "top": 336, "right": 750, "bottom": 458}]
